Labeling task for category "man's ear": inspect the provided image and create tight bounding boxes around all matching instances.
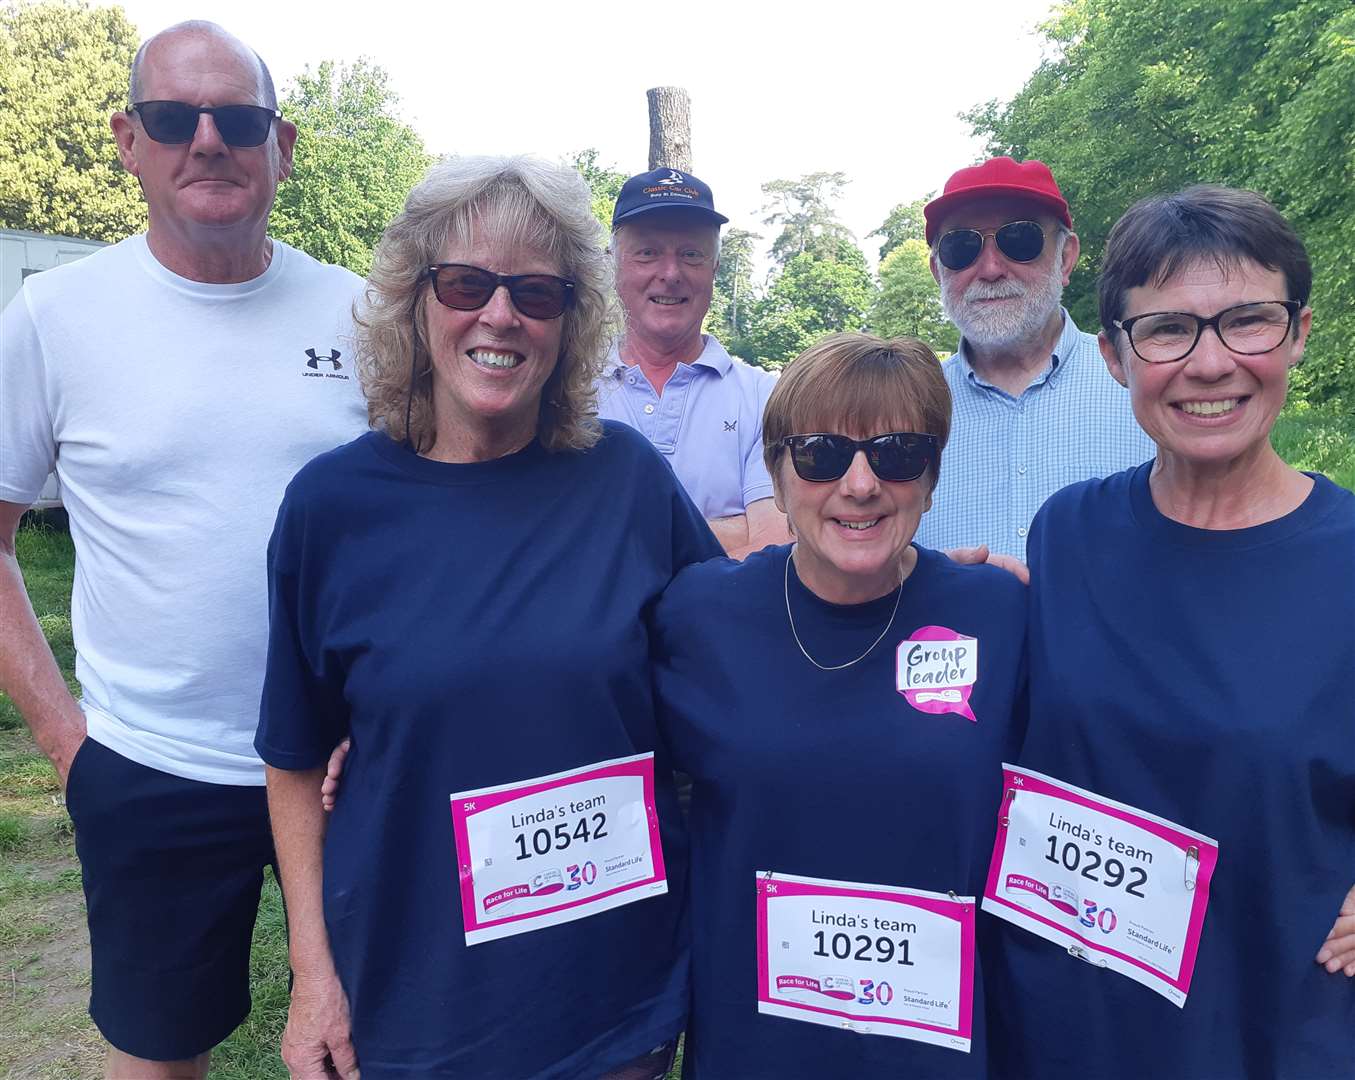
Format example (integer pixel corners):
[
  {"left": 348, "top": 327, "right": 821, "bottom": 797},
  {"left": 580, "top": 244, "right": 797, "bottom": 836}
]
[
  {"left": 1059, "top": 230, "right": 1081, "bottom": 286},
  {"left": 275, "top": 119, "right": 298, "bottom": 181},
  {"left": 111, "top": 109, "right": 140, "bottom": 177}
]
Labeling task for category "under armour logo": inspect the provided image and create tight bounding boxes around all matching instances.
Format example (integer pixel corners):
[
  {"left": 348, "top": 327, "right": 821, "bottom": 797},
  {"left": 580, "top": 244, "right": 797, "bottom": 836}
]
[
  {"left": 723, "top": 420, "right": 737, "bottom": 432},
  {"left": 305, "top": 347, "right": 342, "bottom": 370},
  {"left": 658, "top": 170, "right": 685, "bottom": 185}
]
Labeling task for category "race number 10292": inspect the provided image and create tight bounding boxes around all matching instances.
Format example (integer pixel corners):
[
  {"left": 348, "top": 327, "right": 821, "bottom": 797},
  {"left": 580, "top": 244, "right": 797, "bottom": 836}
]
[{"left": 1043, "top": 835, "right": 1148, "bottom": 897}]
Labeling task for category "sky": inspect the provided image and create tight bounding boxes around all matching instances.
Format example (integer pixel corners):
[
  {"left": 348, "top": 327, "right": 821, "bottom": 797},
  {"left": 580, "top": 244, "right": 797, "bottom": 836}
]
[{"left": 117, "top": 0, "right": 1058, "bottom": 271}]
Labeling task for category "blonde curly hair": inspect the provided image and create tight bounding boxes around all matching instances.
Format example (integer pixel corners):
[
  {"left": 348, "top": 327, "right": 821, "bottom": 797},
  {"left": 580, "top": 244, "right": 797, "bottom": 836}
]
[{"left": 356, "top": 155, "right": 616, "bottom": 453}]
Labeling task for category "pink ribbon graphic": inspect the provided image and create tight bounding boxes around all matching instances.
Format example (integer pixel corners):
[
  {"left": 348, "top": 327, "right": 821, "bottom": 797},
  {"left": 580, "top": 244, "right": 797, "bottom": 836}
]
[{"left": 775, "top": 974, "right": 856, "bottom": 1001}]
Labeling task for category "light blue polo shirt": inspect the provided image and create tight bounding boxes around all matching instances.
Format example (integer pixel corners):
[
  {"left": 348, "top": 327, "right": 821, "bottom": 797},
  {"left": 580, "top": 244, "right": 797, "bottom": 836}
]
[
  {"left": 595, "top": 335, "right": 776, "bottom": 520},
  {"left": 915, "top": 310, "right": 1155, "bottom": 559}
]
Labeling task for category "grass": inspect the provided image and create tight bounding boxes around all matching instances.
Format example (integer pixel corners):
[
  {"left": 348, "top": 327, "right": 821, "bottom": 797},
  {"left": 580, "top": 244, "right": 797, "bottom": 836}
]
[
  {"left": 1, "top": 406, "right": 1348, "bottom": 1073},
  {"left": 1271, "top": 403, "right": 1355, "bottom": 492}
]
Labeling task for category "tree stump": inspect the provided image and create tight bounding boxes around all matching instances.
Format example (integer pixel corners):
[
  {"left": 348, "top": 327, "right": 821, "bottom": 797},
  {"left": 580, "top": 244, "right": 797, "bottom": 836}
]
[{"left": 647, "top": 87, "right": 692, "bottom": 172}]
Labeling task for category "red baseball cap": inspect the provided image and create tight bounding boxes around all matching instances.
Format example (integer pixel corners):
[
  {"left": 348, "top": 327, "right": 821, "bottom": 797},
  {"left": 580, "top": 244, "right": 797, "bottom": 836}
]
[{"left": 924, "top": 157, "right": 1072, "bottom": 245}]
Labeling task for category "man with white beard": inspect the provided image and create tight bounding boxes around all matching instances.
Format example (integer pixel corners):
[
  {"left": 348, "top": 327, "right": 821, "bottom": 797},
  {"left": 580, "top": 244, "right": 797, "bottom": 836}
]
[{"left": 913, "top": 157, "right": 1153, "bottom": 559}]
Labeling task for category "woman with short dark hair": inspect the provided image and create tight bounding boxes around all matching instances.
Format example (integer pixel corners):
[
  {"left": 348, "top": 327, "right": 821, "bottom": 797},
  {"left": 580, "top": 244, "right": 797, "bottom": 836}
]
[
  {"left": 986, "top": 185, "right": 1355, "bottom": 1078},
  {"left": 653, "top": 332, "right": 1028, "bottom": 1077}
]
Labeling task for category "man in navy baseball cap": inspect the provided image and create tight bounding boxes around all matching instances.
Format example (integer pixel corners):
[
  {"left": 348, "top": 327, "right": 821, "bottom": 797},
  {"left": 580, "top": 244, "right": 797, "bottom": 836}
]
[
  {"left": 611, "top": 167, "right": 729, "bottom": 228},
  {"left": 914, "top": 155, "right": 1152, "bottom": 563},
  {"left": 596, "top": 167, "right": 788, "bottom": 559}
]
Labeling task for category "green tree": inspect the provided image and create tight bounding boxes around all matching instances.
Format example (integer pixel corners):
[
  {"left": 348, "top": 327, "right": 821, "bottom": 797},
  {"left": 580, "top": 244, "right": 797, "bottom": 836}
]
[
  {"left": 269, "top": 59, "right": 431, "bottom": 276},
  {"left": 869, "top": 198, "right": 929, "bottom": 261},
  {"left": 870, "top": 239, "right": 959, "bottom": 354},
  {"left": 761, "top": 171, "right": 854, "bottom": 266},
  {"left": 0, "top": 0, "right": 146, "bottom": 241},
  {"left": 706, "top": 227, "right": 761, "bottom": 347},
  {"left": 967, "top": 0, "right": 1355, "bottom": 407},
  {"left": 744, "top": 248, "right": 876, "bottom": 366},
  {"left": 569, "top": 148, "right": 627, "bottom": 238}
]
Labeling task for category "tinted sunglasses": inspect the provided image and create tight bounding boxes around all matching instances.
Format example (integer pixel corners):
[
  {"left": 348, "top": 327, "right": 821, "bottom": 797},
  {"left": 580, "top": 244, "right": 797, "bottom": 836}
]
[
  {"left": 936, "top": 220, "right": 1045, "bottom": 272},
  {"left": 425, "top": 264, "right": 576, "bottom": 320},
  {"left": 781, "top": 432, "right": 938, "bottom": 483},
  {"left": 129, "top": 100, "right": 280, "bottom": 147}
]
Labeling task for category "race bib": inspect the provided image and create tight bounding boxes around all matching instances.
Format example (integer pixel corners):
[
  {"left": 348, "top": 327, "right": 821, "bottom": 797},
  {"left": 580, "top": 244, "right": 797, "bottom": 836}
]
[
  {"left": 449, "top": 752, "right": 667, "bottom": 945},
  {"left": 756, "top": 871, "right": 975, "bottom": 1052},
  {"left": 982, "top": 764, "right": 1219, "bottom": 1006}
]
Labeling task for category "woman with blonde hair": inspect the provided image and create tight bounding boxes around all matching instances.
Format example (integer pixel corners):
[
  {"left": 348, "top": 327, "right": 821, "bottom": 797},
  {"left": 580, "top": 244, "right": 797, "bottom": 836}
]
[{"left": 257, "top": 155, "right": 719, "bottom": 1078}]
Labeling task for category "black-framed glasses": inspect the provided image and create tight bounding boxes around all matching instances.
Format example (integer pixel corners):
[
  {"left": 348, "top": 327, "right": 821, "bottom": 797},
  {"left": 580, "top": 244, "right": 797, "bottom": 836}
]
[
  {"left": 936, "top": 220, "right": 1045, "bottom": 272},
  {"left": 128, "top": 101, "right": 280, "bottom": 147},
  {"left": 781, "top": 432, "right": 938, "bottom": 484},
  {"left": 1114, "top": 300, "right": 1301, "bottom": 364},
  {"left": 425, "top": 264, "right": 576, "bottom": 320}
]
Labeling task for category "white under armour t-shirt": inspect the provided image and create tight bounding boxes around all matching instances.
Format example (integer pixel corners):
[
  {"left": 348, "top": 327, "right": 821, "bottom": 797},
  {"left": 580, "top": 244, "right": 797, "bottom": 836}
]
[{"left": 0, "top": 234, "right": 369, "bottom": 785}]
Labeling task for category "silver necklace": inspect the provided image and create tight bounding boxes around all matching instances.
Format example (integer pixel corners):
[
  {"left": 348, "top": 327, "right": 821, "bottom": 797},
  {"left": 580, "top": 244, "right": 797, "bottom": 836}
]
[{"left": 784, "top": 547, "right": 904, "bottom": 672}]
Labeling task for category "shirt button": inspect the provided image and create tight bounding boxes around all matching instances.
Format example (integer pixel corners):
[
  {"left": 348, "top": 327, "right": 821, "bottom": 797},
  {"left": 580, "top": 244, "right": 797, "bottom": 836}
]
[
  {"left": 628, "top": 374, "right": 638, "bottom": 385},
  {"left": 1017, "top": 465, "right": 1027, "bottom": 475},
  {"left": 643, "top": 404, "right": 655, "bottom": 414},
  {"left": 1017, "top": 526, "right": 1028, "bottom": 538}
]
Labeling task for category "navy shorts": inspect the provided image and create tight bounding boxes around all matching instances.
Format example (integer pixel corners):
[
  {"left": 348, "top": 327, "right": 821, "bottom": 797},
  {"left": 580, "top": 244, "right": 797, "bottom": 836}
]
[{"left": 64, "top": 737, "right": 277, "bottom": 1061}]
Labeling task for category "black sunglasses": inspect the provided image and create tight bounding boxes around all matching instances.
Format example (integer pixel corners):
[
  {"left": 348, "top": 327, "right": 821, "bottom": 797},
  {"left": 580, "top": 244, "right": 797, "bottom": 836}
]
[
  {"left": 937, "top": 220, "right": 1045, "bottom": 272},
  {"left": 781, "top": 432, "right": 938, "bottom": 483},
  {"left": 425, "top": 264, "right": 576, "bottom": 320},
  {"left": 129, "top": 100, "right": 280, "bottom": 147}
]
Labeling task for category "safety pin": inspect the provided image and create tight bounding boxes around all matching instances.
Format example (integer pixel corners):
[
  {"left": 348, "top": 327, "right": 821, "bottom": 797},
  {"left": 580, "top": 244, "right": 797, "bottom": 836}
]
[
  {"left": 1184, "top": 846, "right": 1200, "bottom": 891},
  {"left": 947, "top": 889, "right": 970, "bottom": 912},
  {"left": 1067, "top": 943, "right": 1108, "bottom": 969},
  {"left": 999, "top": 788, "right": 1016, "bottom": 827}
]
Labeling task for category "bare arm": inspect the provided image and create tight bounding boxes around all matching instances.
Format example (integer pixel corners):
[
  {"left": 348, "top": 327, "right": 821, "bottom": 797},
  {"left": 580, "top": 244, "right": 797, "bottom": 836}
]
[
  {"left": 708, "top": 498, "right": 792, "bottom": 561},
  {"left": 0, "top": 500, "right": 86, "bottom": 785},
  {"left": 265, "top": 764, "right": 360, "bottom": 1079}
]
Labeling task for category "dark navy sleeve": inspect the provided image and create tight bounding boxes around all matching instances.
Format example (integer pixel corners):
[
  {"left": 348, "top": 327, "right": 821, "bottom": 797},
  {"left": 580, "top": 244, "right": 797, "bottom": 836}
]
[{"left": 255, "top": 477, "right": 349, "bottom": 770}]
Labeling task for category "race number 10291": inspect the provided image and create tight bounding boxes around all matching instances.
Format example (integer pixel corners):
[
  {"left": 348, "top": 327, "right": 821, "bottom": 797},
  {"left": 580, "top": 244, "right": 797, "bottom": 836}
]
[{"left": 812, "top": 931, "right": 916, "bottom": 966}]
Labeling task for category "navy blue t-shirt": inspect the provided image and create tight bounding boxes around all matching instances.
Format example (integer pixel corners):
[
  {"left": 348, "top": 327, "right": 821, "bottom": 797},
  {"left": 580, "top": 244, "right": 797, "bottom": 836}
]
[
  {"left": 256, "top": 424, "right": 721, "bottom": 1079},
  {"left": 991, "top": 464, "right": 1355, "bottom": 1079},
  {"left": 653, "top": 545, "right": 1027, "bottom": 1078}
]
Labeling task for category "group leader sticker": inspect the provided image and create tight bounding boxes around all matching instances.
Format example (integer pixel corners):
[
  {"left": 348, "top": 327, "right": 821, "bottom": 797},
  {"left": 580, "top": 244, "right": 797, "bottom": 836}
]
[{"left": 897, "top": 625, "right": 978, "bottom": 721}]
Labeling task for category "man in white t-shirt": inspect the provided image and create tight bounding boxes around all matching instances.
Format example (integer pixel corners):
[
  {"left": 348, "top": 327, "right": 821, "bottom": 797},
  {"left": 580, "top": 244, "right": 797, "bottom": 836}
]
[{"left": 0, "top": 22, "right": 365, "bottom": 1080}]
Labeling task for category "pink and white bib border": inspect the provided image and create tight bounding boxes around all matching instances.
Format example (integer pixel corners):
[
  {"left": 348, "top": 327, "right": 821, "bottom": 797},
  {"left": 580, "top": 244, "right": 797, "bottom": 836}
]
[
  {"left": 449, "top": 751, "right": 667, "bottom": 946},
  {"left": 982, "top": 763, "right": 1219, "bottom": 1007},
  {"left": 756, "top": 871, "right": 975, "bottom": 1052}
]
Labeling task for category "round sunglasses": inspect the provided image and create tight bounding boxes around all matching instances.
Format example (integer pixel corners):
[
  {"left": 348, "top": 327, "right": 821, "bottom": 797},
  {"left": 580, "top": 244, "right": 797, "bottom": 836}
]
[
  {"left": 128, "top": 100, "right": 280, "bottom": 147},
  {"left": 781, "top": 432, "right": 938, "bottom": 483},
  {"left": 425, "top": 264, "right": 576, "bottom": 320},
  {"left": 936, "top": 220, "right": 1045, "bottom": 272}
]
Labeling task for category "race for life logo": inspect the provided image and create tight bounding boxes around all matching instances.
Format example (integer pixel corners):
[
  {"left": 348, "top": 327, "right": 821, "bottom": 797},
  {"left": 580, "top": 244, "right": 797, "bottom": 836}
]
[{"left": 896, "top": 626, "right": 978, "bottom": 721}]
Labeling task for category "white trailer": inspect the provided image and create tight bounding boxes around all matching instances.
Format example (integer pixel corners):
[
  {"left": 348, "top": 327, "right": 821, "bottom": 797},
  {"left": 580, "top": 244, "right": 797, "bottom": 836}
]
[{"left": 1, "top": 228, "right": 109, "bottom": 509}]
